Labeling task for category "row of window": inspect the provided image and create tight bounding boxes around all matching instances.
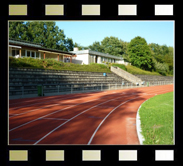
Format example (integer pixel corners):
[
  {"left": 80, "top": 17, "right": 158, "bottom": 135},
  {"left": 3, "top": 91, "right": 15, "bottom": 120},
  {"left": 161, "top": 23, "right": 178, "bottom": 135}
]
[
  {"left": 101, "top": 57, "right": 115, "bottom": 63},
  {"left": 10, "top": 48, "right": 40, "bottom": 59}
]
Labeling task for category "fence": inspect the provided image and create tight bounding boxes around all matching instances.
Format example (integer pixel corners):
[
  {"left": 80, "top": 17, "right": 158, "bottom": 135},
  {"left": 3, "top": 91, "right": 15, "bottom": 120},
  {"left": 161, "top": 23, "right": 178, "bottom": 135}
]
[{"left": 9, "top": 80, "right": 173, "bottom": 99}]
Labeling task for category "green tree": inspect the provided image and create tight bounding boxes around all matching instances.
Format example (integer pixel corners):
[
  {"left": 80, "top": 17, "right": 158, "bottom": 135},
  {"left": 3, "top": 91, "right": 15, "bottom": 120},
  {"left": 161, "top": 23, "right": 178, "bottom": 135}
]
[
  {"left": 9, "top": 22, "right": 27, "bottom": 39},
  {"left": 121, "top": 41, "right": 130, "bottom": 62},
  {"left": 9, "top": 21, "right": 74, "bottom": 52},
  {"left": 154, "top": 61, "right": 169, "bottom": 76},
  {"left": 128, "top": 36, "right": 154, "bottom": 71},
  {"left": 88, "top": 41, "right": 103, "bottom": 52},
  {"left": 74, "top": 42, "right": 88, "bottom": 50},
  {"left": 101, "top": 36, "right": 124, "bottom": 57}
]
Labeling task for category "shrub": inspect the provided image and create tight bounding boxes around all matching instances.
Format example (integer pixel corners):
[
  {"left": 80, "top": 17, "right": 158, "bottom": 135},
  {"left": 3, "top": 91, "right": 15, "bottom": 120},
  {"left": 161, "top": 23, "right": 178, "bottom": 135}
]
[
  {"left": 112, "top": 64, "right": 127, "bottom": 71},
  {"left": 125, "top": 64, "right": 160, "bottom": 75},
  {"left": 9, "top": 57, "right": 111, "bottom": 73},
  {"left": 154, "top": 62, "right": 169, "bottom": 76}
]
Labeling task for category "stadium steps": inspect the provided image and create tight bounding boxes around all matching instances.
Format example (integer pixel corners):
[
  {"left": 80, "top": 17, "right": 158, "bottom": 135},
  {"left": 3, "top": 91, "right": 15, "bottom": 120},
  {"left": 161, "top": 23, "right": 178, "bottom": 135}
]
[
  {"left": 9, "top": 68, "right": 131, "bottom": 96},
  {"left": 134, "top": 74, "right": 173, "bottom": 85}
]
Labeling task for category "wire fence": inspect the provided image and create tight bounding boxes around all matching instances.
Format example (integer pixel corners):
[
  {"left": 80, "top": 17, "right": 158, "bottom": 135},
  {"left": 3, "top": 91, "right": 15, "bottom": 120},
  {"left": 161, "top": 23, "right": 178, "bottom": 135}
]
[{"left": 9, "top": 80, "right": 173, "bottom": 99}]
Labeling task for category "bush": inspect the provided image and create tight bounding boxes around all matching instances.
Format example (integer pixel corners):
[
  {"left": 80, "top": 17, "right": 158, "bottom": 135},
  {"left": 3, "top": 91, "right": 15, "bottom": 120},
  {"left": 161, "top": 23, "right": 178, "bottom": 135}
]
[
  {"left": 154, "top": 62, "right": 169, "bottom": 76},
  {"left": 125, "top": 64, "right": 160, "bottom": 75},
  {"left": 112, "top": 64, "right": 127, "bottom": 71},
  {"left": 9, "top": 57, "right": 111, "bottom": 73}
]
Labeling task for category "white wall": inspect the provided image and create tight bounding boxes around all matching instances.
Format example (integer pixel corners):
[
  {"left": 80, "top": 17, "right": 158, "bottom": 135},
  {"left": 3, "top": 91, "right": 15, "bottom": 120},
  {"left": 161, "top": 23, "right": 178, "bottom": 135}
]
[{"left": 75, "top": 54, "right": 89, "bottom": 64}]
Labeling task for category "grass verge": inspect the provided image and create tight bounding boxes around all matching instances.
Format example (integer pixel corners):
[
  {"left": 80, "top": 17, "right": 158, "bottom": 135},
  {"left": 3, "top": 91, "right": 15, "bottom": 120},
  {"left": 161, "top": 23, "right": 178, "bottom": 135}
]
[
  {"left": 9, "top": 57, "right": 165, "bottom": 76},
  {"left": 126, "top": 64, "right": 160, "bottom": 75},
  {"left": 9, "top": 57, "right": 111, "bottom": 73},
  {"left": 139, "top": 92, "right": 174, "bottom": 145}
]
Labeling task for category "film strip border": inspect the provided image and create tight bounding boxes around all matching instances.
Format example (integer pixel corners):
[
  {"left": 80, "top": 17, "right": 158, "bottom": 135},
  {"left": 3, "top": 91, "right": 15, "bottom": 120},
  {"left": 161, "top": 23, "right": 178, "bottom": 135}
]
[
  {"left": 8, "top": 4, "right": 174, "bottom": 16},
  {"left": 8, "top": 149, "right": 175, "bottom": 161}
]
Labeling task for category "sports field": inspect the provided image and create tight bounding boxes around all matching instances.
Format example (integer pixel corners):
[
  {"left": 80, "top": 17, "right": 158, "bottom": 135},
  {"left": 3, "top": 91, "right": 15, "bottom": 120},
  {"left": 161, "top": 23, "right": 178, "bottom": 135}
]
[{"left": 9, "top": 84, "right": 173, "bottom": 145}]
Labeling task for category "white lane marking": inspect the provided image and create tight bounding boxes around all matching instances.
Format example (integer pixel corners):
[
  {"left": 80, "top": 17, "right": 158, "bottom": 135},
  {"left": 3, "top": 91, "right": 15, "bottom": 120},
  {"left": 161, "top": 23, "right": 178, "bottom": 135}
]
[
  {"left": 9, "top": 105, "right": 75, "bottom": 132},
  {"left": 9, "top": 94, "right": 128, "bottom": 132},
  {"left": 9, "top": 88, "right": 172, "bottom": 132},
  {"left": 136, "top": 99, "right": 149, "bottom": 145},
  {"left": 9, "top": 91, "right": 132, "bottom": 118},
  {"left": 9, "top": 92, "right": 96, "bottom": 106},
  {"left": 87, "top": 89, "right": 173, "bottom": 145},
  {"left": 9, "top": 104, "right": 60, "bottom": 118},
  {"left": 39, "top": 117, "right": 69, "bottom": 121},
  {"left": 9, "top": 96, "right": 84, "bottom": 110},
  {"left": 33, "top": 94, "right": 135, "bottom": 145},
  {"left": 87, "top": 96, "right": 139, "bottom": 145}
]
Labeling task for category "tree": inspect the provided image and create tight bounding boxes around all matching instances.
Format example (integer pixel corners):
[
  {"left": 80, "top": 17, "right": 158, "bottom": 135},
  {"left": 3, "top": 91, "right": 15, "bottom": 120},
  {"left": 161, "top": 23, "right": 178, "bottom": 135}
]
[
  {"left": 121, "top": 41, "right": 130, "bottom": 62},
  {"left": 128, "top": 36, "right": 154, "bottom": 71},
  {"left": 101, "top": 36, "right": 124, "bottom": 57},
  {"left": 74, "top": 42, "right": 88, "bottom": 50},
  {"left": 9, "top": 22, "right": 27, "bottom": 39},
  {"left": 88, "top": 41, "right": 103, "bottom": 52},
  {"left": 9, "top": 21, "right": 74, "bottom": 52}
]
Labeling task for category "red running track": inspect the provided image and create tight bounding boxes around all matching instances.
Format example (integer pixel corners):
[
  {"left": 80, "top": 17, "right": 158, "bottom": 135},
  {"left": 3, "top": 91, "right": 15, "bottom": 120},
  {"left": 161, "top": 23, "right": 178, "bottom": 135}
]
[{"left": 9, "top": 84, "right": 173, "bottom": 145}]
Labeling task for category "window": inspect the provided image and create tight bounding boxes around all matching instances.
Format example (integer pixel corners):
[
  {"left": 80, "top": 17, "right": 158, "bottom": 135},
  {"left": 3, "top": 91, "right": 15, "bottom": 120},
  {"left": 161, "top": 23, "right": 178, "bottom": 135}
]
[
  {"left": 31, "top": 52, "right": 35, "bottom": 57},
  {"left": 12, "top": 49, "right": 19, "bottom": 57},
  {"left": 12, "top": 50, "right": 15, "bottom": 57},
  {"left": 27, "top": 51, "right": 30, "bottom": 57},
  {"left": 21, "top": 50, "right": 25, "bottom": 57},
  {"left": 36, "top": 52, "right": 39, "bottom": 58}
]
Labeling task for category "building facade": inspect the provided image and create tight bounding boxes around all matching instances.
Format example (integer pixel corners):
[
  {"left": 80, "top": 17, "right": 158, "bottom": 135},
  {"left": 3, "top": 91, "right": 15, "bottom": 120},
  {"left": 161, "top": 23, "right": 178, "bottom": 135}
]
[
  {"left": 70, "top": 48, "right": 129, "bottom": 65},
  {"left": 9, "top": 38, "right": 76, "bottom": 62}
]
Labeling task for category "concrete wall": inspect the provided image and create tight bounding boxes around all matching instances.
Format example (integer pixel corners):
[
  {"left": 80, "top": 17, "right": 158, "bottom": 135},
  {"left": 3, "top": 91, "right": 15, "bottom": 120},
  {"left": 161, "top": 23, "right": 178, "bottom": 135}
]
[
  {"left": 72, "top": 59, "right": 83, "bottom": 64},
  {"left": 111, "top": 66, "right": 142, "bottom": 85},
  {"left": 75, "top": 54, "right": 89, "bottom": 64},
  {"left": 89, "top": 54, "right": 95, "bottom": 64}
]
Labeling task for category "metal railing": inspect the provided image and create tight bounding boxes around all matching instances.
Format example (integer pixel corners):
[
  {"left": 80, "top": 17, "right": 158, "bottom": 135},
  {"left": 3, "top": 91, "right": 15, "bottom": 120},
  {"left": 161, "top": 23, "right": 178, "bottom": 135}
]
[{"left": 9, "top": 80, "right": 173, "bottom": 99}]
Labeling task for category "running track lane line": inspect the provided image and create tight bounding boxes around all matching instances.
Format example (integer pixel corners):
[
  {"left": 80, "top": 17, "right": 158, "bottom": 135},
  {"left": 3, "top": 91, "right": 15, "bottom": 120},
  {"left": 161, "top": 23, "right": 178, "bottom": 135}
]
[
  {"left": 9, "top": 86, "right": 168, "bottom": 116},
  {"left": 33, "top": 88, "right": 170, "bottom": 145},
  {"left": 9, "top": 88, "right": 171, "bottom": 132},
  {"left": 33, "top": 94, "right": 135, "bottom": 145},
  {"left": 9, "top": 85, "right": 168, "bottom": 110},
  {"left": 87, "top": 95, "right": 147, "bottom": 145},
  {"left": 9, "top": 94, "right": 131, "bottom": 132},
  {"left": 8, "top": 85, "right": 160, "bottom": 109},
  {"left": 9, "top": 92, "right": 130, "bottom": 118},
  {"left": 88, "top": 89, "right": 172, "bottom": 145},
  {"left": 9, "top": 94, "right": 90, "bottom": 110},
  {"left": 9, "top": 103, "right": 60, "bottom": 118},
  {"left": 9, "top": 91, "right": 101, "bottom": 106},
  {"left": 10, "top": 87, "right": 172, "bottom": 144},
  {"left": 9, "top": 89, "right": 116, "bottom": 110},
  {"left": 9, "top": 91, "right": 103, "bottom": 110}
]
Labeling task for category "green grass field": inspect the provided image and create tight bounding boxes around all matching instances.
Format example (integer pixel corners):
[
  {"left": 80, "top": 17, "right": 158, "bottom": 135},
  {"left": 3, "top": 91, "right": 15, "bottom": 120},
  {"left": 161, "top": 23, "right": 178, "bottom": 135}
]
[{"left": 139, "top": 92, "right": 174, "bottom": 145}]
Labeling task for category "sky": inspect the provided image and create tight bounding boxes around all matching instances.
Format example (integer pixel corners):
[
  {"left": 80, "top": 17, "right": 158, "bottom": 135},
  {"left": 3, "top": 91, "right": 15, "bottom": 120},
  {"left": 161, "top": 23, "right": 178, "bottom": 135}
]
[{"left": 55, "top": 21, "right": 174, "bottom": 47}]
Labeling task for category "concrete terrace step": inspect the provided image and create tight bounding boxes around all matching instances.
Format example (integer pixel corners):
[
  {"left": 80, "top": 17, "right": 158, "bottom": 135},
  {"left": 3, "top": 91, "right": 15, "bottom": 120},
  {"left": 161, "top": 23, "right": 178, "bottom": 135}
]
[
  {"left": 9, "top": 79, "right": 121, "bottom": 83},
  {"left": 9, "top": 74, "right": 120, "bottom": 79},
  {"left": 134, "top": 74, "right": 173, "bottom": 82},
  {"left": 9, "top": 68, "right": 132, "bottom": 97},
  {"left": 9, "top": 68, "right": 112, "bottom": 75}
]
